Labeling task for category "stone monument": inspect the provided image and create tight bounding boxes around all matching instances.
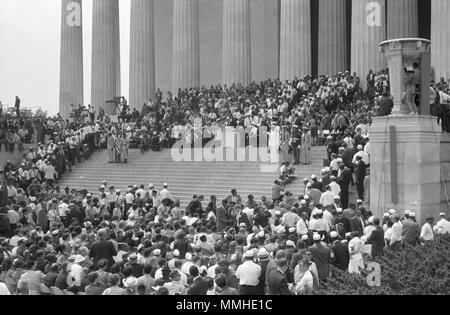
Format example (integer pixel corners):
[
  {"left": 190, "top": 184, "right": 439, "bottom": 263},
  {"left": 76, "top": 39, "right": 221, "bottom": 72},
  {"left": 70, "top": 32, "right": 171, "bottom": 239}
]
[{"left": 369, "top": 38, "right": 443, "bottom": 224}]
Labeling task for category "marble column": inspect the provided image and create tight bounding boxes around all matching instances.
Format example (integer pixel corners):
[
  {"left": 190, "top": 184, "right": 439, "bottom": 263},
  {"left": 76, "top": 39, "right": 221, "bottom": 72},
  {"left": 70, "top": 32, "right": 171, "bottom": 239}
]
[
  {"left": 318, "top": 0, "right": 347, "bottom": 75},
  {"left": 387, "top": 0, "right": 418, "bottom": 39},
  {"left": 172, "top": 0, "right": 200, "bottom": 94},
  {"left": 431, "top": 0, "right": 450, "bottom": 80},
  {"left": 279, "top": 0, "right": 311, "bottom": 81},
  {"left": 91, "top": 0, "right": 121, "bottom": 115},
  {"left": 60, "top": 0, "right": 83, "bottom": 120},
  {"left": 351, "top": 0, "right": 386, "bottom": 89},
  {"left": 222, "top": 0, "right": 251, "bottom": 86},
  {"left": 130, "top": 0, "right": 155, "bottom": 110}
]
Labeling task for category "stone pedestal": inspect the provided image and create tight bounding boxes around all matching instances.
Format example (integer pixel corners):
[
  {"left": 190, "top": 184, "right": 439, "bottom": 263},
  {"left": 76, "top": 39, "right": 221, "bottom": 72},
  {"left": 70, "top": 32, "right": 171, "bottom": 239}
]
[
  {"left": 318, "top": 0, "right": 347, "bottom": 75},
  {"left": 222, "top": 0, "right": 251, "bottom": 86},
  {"left": 387, "top": 0, "right": 418, "bottom": 39},
  {"left": 60, "top": 0, "right": 83, "bottom": 120},
  {"left": 369, "top": 116, "right": 442, "bottom": 224},
  {"left": 351, "top": 0, "right": 386, "bottom": 90},
  {"left": 431, "top": 0, "right": 450, "bottom": 80},
  {"left": 172, "top": 0, "right": 200, "bottom": 93},
  {"left": 279, "top": 0, "right": 311, "bottom": 81},
  {"left": 91, "top": 0, "right": 121, "bottom": 115},
  {"left": 440, "top": 134, "right": 450, "bottom": 213},
  {"left": 130, "top": 0, "right": 155, "bottom": 110}
]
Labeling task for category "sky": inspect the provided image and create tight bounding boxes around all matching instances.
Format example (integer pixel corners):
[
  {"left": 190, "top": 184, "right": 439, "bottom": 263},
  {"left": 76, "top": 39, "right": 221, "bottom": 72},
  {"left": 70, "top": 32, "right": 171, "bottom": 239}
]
[{"left": 0, "top": 0, "right": 131, "bottom": 115}]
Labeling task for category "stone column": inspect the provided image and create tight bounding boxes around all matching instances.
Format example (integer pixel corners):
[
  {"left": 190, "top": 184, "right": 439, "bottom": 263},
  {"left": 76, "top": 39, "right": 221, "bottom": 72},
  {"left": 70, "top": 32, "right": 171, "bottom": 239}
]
[
  {"left": 318, "top": 0, "right": 347, "bottom": 75},
  {"left": 351, "top": 0, "right": 386, "bottom": 90},
  {"left": 91, "top": 0, "right": 121, "bottom": 115},
  {"left": 387, "top": 0, "right": 418, "bottom": 39},
  {"left": 172, "top": 0, "right": 200, "bottom": 94},
  {"left": 222, "top": 0, "right": 251, "bottom": 86},
  {"left": 431, "top": 0, "right": 450, "bottom": 80},
  {"left": 60, "top": 0, "right": 83, "bottom": 120},
  {"left": 279, "top": 0, "right": 311, "bottom": 81},
  {"left": 130, "top": 0, "right": 155, "bottom": 110}
]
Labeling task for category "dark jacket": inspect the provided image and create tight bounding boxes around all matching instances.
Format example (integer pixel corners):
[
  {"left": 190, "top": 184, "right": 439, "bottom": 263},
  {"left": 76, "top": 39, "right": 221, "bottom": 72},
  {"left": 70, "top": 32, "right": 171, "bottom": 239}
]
[
  {"left": 267, "top": 268, "right": 292, "bottom": 295},
  {"left": 367, "top": 226, "right": 385, "bottom": 258},
  {"left": 187, "top": 277, "right": 209, "bottom": 295},
  {"left": 89, "top": 240, "right": 117, "bottom": 270},
  {"left": 401, "top": 219, "right": 420, "bottom": 246},
  {"left": 350, "top": 216, "right": 365, "bottom": 237},
  {"left": 330, "top": 241, "right": 350, "bottom": 271},
  {"left": 308, "top": 243, "right": 332, "bottom": 281}
]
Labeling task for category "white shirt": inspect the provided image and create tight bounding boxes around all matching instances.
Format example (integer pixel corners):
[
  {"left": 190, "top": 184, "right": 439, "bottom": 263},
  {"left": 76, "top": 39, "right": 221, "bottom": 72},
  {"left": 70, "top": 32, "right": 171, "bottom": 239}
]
[
  {"left": 420, "top": 223, "right": 434, "bottom": 241},
  {"left": 329, "top": 182, "right": 341, "bottom": 196},
  {"left": 390, "top": 221, "right": 403, "bottom": 244},
  {"left": 296, "top": 218, "right": 309, "bottom": 235},
  {"left": 58, "top": 202, "right": 69, "bottom": 217},
  {"left": 352, "top": 150, "right": 370, "bottom": 165},
  {"left": 319, "top": 191, "right": 336, "bottom": 206},
  {"left": 295, "top": 269, "right": 314, "bottom": 294},
  {"left": 235, "top": 260, "right": 261, "bottom": 286},
  {"left": 330, "top": 159, "right": 339, "bottom": 172},
  {"left": 435, "top": 218, "right": 450, "bottom": 235},
  {"left": 125, "top": 192, "right": 135, "bottom": 204},
  {"left": 0, "top": 282, "right": 11, "bottom": 296},
  {"left": 160, "top": 188, "right": 173, "bottom": 201}
]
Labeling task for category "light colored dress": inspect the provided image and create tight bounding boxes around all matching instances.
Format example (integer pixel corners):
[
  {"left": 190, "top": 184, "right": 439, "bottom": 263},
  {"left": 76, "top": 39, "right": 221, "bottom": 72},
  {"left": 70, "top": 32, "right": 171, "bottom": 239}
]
[{"left": 348, "top": 237, "right": 365, "bottom": 274}]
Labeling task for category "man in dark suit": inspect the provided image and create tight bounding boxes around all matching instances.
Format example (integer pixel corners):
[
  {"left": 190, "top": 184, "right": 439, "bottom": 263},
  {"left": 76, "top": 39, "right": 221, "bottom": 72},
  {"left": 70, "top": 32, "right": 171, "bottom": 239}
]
[
  {"left": 350, "top": 209, "right": 365, "bottom": 237},
  {"left": 378, "top": 92, "right": 394, "bottom": 116},
  {"left": 267, "top": 257, "right": 292, "bottom": 295},
  {"left": 89, "top": 229, "right": 117, "bottom": 270},
  {"left": 187, "top": 266, "right": 209, "bottom": 295},
  {"left": 321, "top": 168, "right": 331, "bottom": 191},
  {"left": 337, "top": 163, "right": 352, "bottom": 209},
  {"left": 308, "top": 234, "right": 332, "bottom": 281},
  {"left": 329, "top": 232, "right": 350, "bottom": 271},
  {"left": 401, "top": 212, "right": 420, "bottom": 247},
  {"left": 367, "top": 217, "right": 385, "bottom": 258}
]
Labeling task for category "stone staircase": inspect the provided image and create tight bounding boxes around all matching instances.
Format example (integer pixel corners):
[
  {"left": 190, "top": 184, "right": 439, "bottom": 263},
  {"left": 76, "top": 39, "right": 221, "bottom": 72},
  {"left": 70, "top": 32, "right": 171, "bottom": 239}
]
[{"left": 59, "top": 146, "right": 327, "bottom": 206}]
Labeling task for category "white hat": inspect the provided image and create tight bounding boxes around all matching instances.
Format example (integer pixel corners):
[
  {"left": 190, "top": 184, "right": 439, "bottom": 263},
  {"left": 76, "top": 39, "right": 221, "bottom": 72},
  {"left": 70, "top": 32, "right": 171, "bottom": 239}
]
[
  {"left": 74, "top": 255, "right": 85, "bottom": 264},
  {"left": 258, "top": 248, "right": 269, "bottom": 258},
  {"left": 312, "top": 233, "right": 321, "bottom": 241},
  {"left": 311, "top": 174, "right": 317, "bottom": 180},
  {"left": 301, "top": 235, "right": 309, "bottom": 241},
  {"left": 286, "top": 240, "right": 295, "bottom": 247},
  {"left": 185, "top": 253, "right": 193, "bottom": 261},
  {"left": 127, "top": 188, "right": 132, "bottom": 192},
  {"left": 409, "top": 212, "right": 416, "bottom": 217},
  {"left": 316, "top": 210, "right": 323, "bottom": 215},
  {"left": 330, "top": 231, "right": 338, "bottom": 238},
  {"left": 368, "top": 217, "right": 374, "bottom": 224},
  {"left": 383, "top": 213, "right": 390, "bottom": 218},
  {"left": 244, "top": 250, "right": 255, "bottom": 258},
  {"left": 336, "top": 158, "right": 343, "bottom": 163},
  {"left": 357, "top": 199, "right": 363, "bottom": 203},
  {"left": 152, "top": 249, "right": 161, "bottom": 256},
  {"left": 116, "top": 189, "right": 121, "bottom": 193},
  {"left": 334, "top": 196, "right": 341, "bottom": 200},
  {"left": 173, "top": 249, "right": 180, "bottom": 257},
  {"left": 389, "top": 209, "right": 396, "bottom": 215},
  {"left": 336, "top": 208, "right": 343, "bottom": 213},
  {"left": 324, "top": 167, "right": 331, "bottom": 172},
  {"left": 288, "top": 227, "right": 296, "bottom": 234},
  {"left": 304, "top": 195, "right": 310, "bottom": 200},
  {"left": 300, "top": 200, "right": 307, "bottom": 205},
  {"left": 123, "top": 277, "right": 138, "bottom": 288},
  {"left": 163, "top": 183, "right": 168, "bottom": 187},
  {"left": 345, "top": 232, "right": 352, "bottom": 238},
  {"left": 327, "top": 136, "right": 333, "bottom": 140},
  {"left": 149, "top": 183, "right": 154, "bottom": 188},
  {"left": 357, "top": 145, "right": 363, "bottom": 150},
  {"left": 303, "top": 178, "right": 309, "bottom": 182},
  {"left": 257, "top": 231, "right": 265, "bottom": 238},
  {"left": 306, "top": 183, "right": 312, "bottom": 188},
  {"left": 404, "top": 210, "right": 410, "bottom": 215},
  {"left": 439, "top": 212, "right": 446, "bottom": 217},
  {"left": 239, "top": 223, "right": 247, "bottom": 228},
  {"left": 275, "top": 210, "right": 282, "bottom": 216}
]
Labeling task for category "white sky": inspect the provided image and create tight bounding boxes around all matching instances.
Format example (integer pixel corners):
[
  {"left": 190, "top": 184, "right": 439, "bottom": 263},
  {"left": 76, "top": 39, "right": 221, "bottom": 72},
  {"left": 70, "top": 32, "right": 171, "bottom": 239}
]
[{"left": 0, "top": 0, "right": 131, "bottom": 115}]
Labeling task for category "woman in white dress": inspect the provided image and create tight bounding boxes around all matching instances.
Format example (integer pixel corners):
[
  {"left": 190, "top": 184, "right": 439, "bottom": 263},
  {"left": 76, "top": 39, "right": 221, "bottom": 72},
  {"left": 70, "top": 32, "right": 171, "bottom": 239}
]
[{"left": 348, "top": 232, "right": 365, "bottom": 274}]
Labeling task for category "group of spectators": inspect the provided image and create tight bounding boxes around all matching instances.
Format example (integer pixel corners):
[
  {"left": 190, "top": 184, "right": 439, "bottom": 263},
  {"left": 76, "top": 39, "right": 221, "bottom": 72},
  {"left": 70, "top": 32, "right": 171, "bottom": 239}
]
[{"left": 1, "top": 69, "right": 449, "bottom": 296}]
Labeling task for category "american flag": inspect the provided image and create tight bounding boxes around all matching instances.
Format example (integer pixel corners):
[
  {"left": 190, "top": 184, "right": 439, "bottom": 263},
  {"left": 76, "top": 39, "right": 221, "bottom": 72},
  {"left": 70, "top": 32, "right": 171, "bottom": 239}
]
[{"left": 114, "top": 137, "right": 121, "bottom": 153}]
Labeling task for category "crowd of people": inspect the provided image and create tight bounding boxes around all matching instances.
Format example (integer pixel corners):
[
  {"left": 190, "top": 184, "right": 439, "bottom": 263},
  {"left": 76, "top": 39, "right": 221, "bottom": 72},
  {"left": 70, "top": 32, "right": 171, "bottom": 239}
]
[{"left": 1, "top": 69, "right": 450, "bottom": 296}]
